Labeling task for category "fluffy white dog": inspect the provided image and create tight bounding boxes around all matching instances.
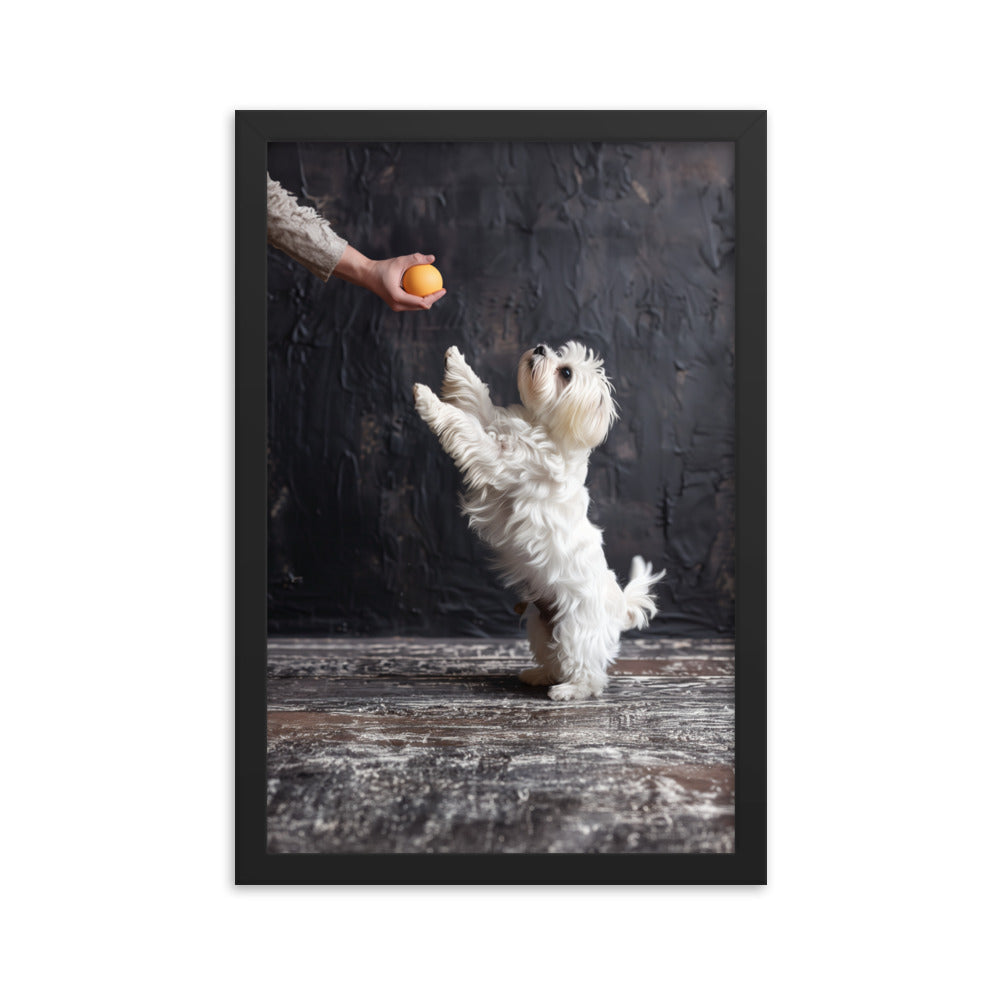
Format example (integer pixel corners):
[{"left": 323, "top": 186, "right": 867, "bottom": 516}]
[{"left": 413, "top": 342, "right": 664, "bottom": 700}]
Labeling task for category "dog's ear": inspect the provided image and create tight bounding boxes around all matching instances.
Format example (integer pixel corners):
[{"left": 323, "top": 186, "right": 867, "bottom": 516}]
[{"left": 557, "top": 377, "right": 617, "bottom": 451}]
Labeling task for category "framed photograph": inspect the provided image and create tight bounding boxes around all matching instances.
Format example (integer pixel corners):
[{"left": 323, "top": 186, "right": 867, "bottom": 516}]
[{"left": 236, "top": 111, "right": 766, "bottom": 884}]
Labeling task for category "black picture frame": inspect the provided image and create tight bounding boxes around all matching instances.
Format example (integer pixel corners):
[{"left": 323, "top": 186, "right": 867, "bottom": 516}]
[{"left": 236, "top": 110, "right": 766, "bottom": 885}]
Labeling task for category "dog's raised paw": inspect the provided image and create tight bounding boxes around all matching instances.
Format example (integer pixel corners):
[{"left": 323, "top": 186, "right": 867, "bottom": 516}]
[
  {"left": 443, "top": 346, "right": 473, "bottom": 381},
  {"left": 413, "top": 383, "right": 439, "bottom": 417}
]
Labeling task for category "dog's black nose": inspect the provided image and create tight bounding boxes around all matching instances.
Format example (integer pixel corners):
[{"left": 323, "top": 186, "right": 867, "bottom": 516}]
[{"left": 533, "top": 344, "right": 546, "bottom": 356}]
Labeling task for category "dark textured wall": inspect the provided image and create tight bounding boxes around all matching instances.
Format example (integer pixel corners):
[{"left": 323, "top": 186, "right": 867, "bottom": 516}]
[{"left": 266, "top": 140, "right": 734, "bottom": 637}]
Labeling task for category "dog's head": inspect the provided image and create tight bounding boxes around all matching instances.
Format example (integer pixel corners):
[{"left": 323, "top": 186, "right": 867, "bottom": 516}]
[{"left": 517, "top": 342, "right": 618, "bottom": 451}]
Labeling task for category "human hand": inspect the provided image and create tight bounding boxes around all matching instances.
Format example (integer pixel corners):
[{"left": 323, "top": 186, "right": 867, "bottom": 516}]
[
  {"left": 367, "top": 252, "right": 447, "bottom": 312},
  {"left": 334, "top": 247, "right": 447, "bottom": 312}
]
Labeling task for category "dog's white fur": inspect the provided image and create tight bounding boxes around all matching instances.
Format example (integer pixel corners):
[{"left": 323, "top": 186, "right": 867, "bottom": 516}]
[{"left": 413, "top": 342, "right": 664, "bottom": 700}]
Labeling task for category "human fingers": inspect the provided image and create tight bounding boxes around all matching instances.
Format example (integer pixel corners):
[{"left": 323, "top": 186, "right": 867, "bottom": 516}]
[
  {"left": 417, "top": 288, "right": 447, "bottom": 309},
  {"left": 388, "top": 286, "right": 447, "bottom": 312}
]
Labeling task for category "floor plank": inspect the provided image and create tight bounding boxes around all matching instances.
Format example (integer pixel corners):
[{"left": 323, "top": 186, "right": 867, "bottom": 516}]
[{"left": 267, "top": 637, "right": 735, "bottom": 854}]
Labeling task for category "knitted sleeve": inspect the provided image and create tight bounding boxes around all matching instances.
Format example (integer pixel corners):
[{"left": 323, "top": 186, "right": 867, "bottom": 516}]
[{"left": 266, "top": 174, "right": 348, "bottom": 282}]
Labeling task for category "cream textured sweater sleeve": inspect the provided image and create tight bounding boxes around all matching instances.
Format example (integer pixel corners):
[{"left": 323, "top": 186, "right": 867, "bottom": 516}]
[{"left": 266, "top": 174, "right": 348, "bottom": 281}]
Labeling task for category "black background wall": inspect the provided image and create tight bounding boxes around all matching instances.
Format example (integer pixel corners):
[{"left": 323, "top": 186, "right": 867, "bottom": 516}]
[{"left": 266, "top": 140, "right": 735, "bottom": 637}]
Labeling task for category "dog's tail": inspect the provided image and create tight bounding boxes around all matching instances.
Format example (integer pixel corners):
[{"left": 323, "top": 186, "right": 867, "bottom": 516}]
[{"left": 622, "top": 556, "right": 666, "bottom": 631}]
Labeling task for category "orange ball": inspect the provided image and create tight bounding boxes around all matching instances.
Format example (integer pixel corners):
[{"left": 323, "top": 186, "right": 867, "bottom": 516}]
[{"left": 402, "top": 263, "right": 443, "bottom": 297}]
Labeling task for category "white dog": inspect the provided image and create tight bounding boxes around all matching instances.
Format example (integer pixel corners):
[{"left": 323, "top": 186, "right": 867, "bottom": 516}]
[{"left": 413, "top": 342, "right": 664, "bottom": 700}]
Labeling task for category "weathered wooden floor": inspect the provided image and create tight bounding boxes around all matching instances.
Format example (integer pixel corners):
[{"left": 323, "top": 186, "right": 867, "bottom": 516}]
[{"left": 267, "top": 637, "right": 735, "bottom": 854}]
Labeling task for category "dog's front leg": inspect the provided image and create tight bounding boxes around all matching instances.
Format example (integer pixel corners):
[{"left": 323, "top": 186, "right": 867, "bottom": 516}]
[
  {"left": 413, "top": 383, "right": 502, "bottom": 485},
  {"left": 439, "top": 346, "right": 496, "bottom": 425}
]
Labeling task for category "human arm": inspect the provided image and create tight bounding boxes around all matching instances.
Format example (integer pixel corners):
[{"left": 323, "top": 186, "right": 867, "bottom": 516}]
[
  {"left": 266, "top": 174, "right": 347, "bottom": 280},
  {"left": 266, "top": 174, "right": 446, "bottom": 310}
]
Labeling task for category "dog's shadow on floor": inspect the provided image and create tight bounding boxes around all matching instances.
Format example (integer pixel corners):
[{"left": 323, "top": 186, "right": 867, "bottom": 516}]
[
  {"left": 405, "top": 672, "right": 553, "bottom": 700},
  {"left": 364, "top": 670, "right": 558, "bottom": 703},
  {"left": 474, "top": 673, "right": 554, "bottom": 700}
]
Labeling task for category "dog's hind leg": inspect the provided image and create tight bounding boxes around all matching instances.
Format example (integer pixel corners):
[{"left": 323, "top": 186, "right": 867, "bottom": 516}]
[
  {"left": 543, "top": 613, "right": 617, "bottom": 701},
  {"left": 519, "top": 605, "right": 561, "bottom": 686}
]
